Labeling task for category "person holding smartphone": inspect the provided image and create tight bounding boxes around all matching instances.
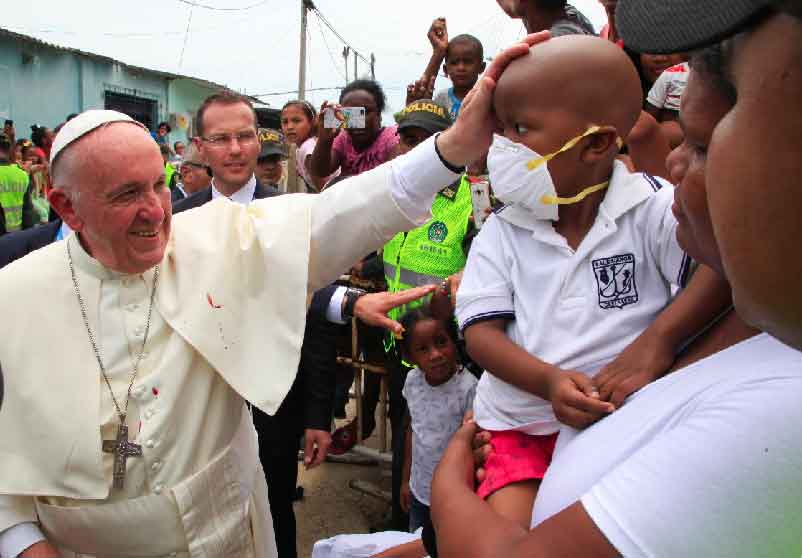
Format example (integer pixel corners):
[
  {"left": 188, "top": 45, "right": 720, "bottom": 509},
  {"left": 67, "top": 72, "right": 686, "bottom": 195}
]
[{"left": 309, "top": 79, "right": 399, "bottom": 181}]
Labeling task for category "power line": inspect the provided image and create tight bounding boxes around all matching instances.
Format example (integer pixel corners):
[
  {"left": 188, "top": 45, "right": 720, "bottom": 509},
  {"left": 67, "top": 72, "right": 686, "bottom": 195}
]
[
  {"left": 252, "top": 84, "right": 403, "bottom": 97},
  {"left": 178, "top": 5, "right": 195, "bottom": 67},
  {"left": 312, "top": 9, "right": 347, "bottom": 83},
  {"left": 175, "top": 0, "right": 269, "bottom": 11},
  {"left": 252, "top": 86, "right": 344, "bottom": 97},
  {"left": 310, "top": 6, "right": 370, "bottom": 65}
]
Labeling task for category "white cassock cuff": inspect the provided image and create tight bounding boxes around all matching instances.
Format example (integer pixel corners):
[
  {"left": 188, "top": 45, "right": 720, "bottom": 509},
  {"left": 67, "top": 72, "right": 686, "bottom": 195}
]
[
  {"left": 0, "top": 522, "right": 45, "bottom": 558},
  {"left": 326, "top": 286, "right": 348, "bottom": 325},
  {"left": 388, "top": 135, "right": 461, "bottom": 226}
]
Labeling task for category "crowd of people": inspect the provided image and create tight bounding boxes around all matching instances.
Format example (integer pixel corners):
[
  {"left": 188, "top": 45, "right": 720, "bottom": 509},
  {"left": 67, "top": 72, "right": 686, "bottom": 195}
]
[{"left": 0, "top": 0, "right": 800, "bottom": 557}]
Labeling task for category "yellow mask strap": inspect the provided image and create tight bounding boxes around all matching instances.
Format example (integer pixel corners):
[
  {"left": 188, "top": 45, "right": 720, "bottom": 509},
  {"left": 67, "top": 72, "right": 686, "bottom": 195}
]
[
  {"left": 526, "top": 125, "right": 622, "bottom": 171},
  {"left": 541, "top": 180, "right": 610, "bottom": 205}
]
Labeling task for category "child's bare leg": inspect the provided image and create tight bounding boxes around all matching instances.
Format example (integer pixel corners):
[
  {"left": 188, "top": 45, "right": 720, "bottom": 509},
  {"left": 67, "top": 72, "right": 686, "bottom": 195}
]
[{"left": 486, "top": 479, "right": 540, "bottom": 529}]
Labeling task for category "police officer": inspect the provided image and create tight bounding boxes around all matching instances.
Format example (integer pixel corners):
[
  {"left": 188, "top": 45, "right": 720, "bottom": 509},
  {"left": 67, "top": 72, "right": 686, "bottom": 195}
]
[{"left": 0, "top": 134, "right": 34, "bottom": 236}]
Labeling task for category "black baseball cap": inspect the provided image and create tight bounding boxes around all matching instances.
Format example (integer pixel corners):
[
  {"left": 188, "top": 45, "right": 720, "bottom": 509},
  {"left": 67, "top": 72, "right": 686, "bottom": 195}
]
[
  {"left": 258, "top": 128, "right": 287, "bottom": 159},
  {"left": 397, "top": 100, "right": 452, "bottom": 135},
  {"left": 617, "top": 0, "right": 776, "bottom": 54}
]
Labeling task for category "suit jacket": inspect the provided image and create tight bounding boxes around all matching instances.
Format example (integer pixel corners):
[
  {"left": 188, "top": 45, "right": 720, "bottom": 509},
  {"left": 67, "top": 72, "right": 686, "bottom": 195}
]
[
  {"left": 170, "top": 185, "right": 187, "bottom": 203},
  {"left": 173, "top": 181, "right": 280, "bottom": 213},
  {"left": 175, "top": 179, "right": 334, "bottom": 433},
  {"left": 0, "top": 219, "right": 60, "bottom": 269}
]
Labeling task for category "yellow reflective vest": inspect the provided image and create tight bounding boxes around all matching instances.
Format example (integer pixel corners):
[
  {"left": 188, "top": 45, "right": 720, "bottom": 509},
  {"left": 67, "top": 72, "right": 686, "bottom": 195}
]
[
  {"left": 383, "top": 175, "right": 473, "bottom": 327},
  {"left": 0, "top": 164, "right": 29, "bottom": 233}
]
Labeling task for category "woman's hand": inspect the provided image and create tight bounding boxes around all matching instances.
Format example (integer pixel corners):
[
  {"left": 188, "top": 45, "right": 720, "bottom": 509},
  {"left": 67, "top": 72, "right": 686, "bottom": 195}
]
[
  {"left": 433, "top": 421, "right": 480, "bottom": 493},
  {"left": 316, "top": 101, "right": 341, "bottom": 144}
]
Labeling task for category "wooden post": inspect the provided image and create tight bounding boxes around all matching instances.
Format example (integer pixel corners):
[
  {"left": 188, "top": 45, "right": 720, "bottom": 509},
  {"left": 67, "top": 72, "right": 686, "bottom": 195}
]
[{"left": 298, "top": 0, "right": 311, "bottom": 100}]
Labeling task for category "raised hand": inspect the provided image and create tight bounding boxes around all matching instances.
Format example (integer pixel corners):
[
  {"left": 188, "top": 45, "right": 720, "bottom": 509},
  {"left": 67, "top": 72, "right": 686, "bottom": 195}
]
[{"left": 428, "top": 17, "right": 449, "bottom": 54}]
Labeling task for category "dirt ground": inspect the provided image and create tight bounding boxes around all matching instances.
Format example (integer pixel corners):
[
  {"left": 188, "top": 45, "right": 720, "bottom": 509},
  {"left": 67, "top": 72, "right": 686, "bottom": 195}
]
[{"left": 294, "top": 406, "right": 396, "bottom": 558}]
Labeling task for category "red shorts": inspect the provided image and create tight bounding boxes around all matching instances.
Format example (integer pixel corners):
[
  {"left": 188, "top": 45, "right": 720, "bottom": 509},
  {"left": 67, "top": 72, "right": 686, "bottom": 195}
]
[{"left": 476, "top": 430, "right": 559, "bottom": 500}]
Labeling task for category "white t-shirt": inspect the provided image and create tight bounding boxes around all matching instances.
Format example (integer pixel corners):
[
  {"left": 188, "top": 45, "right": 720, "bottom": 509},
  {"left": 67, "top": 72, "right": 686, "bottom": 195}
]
[
  {"left": 533, "top": 334, "right": 802, "bottom": 558},
  {"left": 647, "top": 62, "right": 690, "bottom": 112},
  {"left": 402, "top": 368, "right": 477, "bottom": 505},
  {"left": 456, "top": 162, "right": 689, "bottom": 435}
]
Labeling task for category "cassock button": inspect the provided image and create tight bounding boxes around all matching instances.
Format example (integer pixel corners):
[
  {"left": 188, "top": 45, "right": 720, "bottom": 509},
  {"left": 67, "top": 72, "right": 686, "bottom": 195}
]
[
  {"left": 127, "top": 303, "right": 139, "bottom": 312},
  {"left": 133, "top": 386, "right": 146, "bottom": 398},
  {"left": 153, "top": 482, "right": 164, "bottom": 494},
  {"left": 144, "top": 409, "right": 154, "bottom": 420},
  {"left": 145, "top": 439, "right": 155, "bottom": 449},
  {"left": 151, "top": 460, "right": 162, "bottom": 472},
  {"left": 134, "top": 326, "right": 145, "bottom": 337}
]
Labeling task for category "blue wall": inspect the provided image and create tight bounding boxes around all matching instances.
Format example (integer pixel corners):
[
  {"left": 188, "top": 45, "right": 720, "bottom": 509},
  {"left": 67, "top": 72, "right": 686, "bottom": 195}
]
[{"left": 0, "top": 32, "right": 179, "bottom": 143}]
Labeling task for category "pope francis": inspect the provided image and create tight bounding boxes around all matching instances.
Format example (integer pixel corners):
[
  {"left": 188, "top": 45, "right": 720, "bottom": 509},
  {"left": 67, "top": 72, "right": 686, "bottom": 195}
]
[{"left": 0, "top": 47, "right": 514, "bottom": 557}]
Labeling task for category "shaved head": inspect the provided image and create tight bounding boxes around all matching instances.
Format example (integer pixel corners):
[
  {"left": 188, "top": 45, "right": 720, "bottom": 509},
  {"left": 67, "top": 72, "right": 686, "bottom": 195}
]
[{"left": 495, "top": 35, "right": 643, "bottom": 140}]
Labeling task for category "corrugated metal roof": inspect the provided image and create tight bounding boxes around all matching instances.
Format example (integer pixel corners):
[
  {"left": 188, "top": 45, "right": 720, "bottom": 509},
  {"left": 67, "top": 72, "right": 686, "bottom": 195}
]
[{"left": 0, "top": 26, "right": 232, "bottom": 92}]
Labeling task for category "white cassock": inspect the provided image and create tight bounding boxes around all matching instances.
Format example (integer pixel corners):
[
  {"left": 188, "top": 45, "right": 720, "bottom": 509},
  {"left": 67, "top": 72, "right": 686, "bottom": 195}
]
[{"left": 0, "top": 138, "right": 456, "bottom": 558}]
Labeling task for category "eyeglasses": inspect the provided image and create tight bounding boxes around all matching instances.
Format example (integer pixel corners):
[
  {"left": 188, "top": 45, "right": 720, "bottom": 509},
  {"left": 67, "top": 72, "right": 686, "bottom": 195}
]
[{"left": 201, "top": 130, "right": 258, "bottom": 148}]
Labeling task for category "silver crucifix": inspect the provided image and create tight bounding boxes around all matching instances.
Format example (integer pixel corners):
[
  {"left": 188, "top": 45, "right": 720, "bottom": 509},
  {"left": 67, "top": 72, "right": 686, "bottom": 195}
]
[{"left": 102, "top": 423, "right": 142, "bottom": 489}]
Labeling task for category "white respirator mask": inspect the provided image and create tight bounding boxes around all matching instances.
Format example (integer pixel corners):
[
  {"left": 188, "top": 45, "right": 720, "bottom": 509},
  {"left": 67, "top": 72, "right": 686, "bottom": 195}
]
[{"left": 488, "top": 126, "right": 622, "bottom": 221}]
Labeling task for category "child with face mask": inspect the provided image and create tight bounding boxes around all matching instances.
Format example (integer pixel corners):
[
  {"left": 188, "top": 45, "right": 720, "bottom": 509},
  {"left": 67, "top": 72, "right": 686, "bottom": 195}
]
[{"left": 455, "top": 35, "right": 731, "bottom": 528}]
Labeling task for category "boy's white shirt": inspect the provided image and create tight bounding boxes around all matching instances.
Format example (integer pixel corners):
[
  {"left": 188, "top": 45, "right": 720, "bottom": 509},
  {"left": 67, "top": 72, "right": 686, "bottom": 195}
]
[{"left": 456, "top": 162, "right": 689, "bottom": 434}]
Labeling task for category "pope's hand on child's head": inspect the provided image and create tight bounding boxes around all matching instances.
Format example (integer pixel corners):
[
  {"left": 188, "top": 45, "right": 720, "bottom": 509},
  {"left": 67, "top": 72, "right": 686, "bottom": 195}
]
[
  {"left": 548, "top": 370, "right": 616, "bottom": 430},
  {"left": 435, "top": 32, "right": 549, "bottom": 167}
]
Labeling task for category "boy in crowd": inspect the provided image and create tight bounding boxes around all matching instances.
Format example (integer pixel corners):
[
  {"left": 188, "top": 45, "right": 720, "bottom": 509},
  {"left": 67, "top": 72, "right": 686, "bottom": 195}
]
[
  {"left": 645, "top": 60, "right": 689, "bottom": 148},
  {"left": 415, "top": 19, "right": 486, "bottom": 121},
  {"left": 456, "top": 35, "right": 730, "bottom": 528},
  {"left": 256, "top": 128, "right": 288, "bottom": 189}
]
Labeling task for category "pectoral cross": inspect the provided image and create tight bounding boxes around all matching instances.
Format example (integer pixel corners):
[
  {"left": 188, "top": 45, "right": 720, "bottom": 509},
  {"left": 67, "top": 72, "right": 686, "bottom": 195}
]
[{"left": 102, "top": 423, "right": 142, "bottom": 489}]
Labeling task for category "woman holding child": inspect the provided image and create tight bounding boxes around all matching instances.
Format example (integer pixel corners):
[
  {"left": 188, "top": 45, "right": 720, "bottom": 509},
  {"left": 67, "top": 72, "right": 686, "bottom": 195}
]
[{"left": 431, "top": 2, "right": 802, "bottom": 557}]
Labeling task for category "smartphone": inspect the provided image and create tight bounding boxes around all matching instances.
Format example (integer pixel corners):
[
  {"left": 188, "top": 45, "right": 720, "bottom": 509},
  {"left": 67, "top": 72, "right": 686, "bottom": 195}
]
[
  {"left": 470, "top": 177, "right": 492, "bottom": 230},
  {"left": 324, "top": 107, "right": 366, "bottom": 129}
]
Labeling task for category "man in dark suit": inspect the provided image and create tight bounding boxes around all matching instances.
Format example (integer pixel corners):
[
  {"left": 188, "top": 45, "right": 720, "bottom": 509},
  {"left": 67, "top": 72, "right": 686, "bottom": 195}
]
[
  {"left": 170, "top": 143, "right": 212, "bottom": 203},
  {"left": 0, "top": 219, "right": 61, "bottom": 268},
  {"left": 174, "top": 92, "right": 318, "bottom": 558}
]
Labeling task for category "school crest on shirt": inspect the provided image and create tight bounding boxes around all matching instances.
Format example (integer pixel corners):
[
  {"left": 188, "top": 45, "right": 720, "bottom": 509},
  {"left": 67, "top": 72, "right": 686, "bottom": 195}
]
[
  {"left": 428, "top": 221, "right": 448, "bottom": 243},
  {"left": 592, "top": 253, "right": 638, "bottom": 309}
]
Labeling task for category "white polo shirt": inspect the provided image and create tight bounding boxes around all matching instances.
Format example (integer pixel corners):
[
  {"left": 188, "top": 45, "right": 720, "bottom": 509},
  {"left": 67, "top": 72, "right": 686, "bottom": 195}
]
[{"left": 456, "top": 161, "right": 690, "bottom": 435}]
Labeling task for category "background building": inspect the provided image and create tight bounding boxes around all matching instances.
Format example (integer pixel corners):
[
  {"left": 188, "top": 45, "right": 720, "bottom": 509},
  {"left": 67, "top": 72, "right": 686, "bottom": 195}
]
[{"left": 0, "top": 27, "right": 277, "bottom": 143}]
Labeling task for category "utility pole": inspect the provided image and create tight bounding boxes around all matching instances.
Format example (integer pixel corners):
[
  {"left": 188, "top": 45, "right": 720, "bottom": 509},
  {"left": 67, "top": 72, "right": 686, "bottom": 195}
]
[
  {"left": 370, "top": 53, "right": 376, "bottom": 80},
  {"left": 298, "top": 0, "right": 313, "bottom": 100},
  {"left": 353, "top": 50, "right": 358, "bottom": 80},
  {"left": 343, "top": 46, "right": 350, "bottom": 84}
]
